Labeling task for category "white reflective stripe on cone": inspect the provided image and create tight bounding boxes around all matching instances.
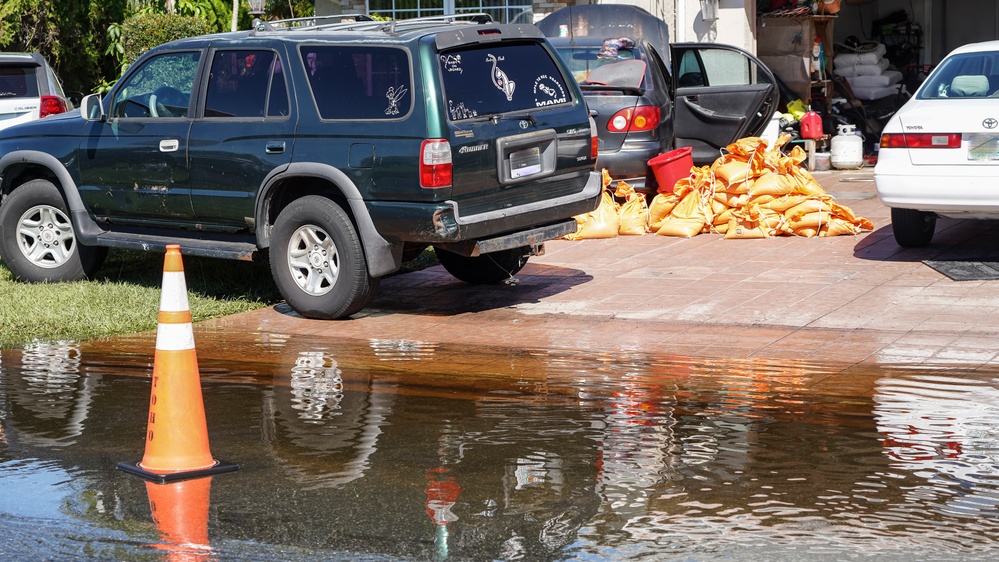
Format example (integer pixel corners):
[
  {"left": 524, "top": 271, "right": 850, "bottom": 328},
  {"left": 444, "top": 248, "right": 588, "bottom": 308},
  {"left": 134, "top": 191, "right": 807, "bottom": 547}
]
[
  {"left": 155, "top": 321, "right": 196, "bottom": 351},
  {"left": 159, "top": 271, "right": 191, "bottom": 313}
]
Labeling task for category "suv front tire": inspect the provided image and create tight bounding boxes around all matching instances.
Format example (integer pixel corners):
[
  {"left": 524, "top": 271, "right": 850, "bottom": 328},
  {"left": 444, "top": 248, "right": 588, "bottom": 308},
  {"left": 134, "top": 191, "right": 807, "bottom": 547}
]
[{"left": 0, "top": 179, "right": 107, "bottom": 282}]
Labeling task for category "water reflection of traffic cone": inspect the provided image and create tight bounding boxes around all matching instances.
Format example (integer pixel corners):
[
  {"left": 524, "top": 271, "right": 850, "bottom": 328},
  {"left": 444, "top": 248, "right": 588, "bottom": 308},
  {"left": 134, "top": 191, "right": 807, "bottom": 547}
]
[
  {"left": 146, "top": 478, "right": 213, "bottom": 561},
  {"left": 118, "top": 245, "right": 238, "bottom": 483},
  {"left": 426, "top": 467, "right": 461, "bottom": 560}
]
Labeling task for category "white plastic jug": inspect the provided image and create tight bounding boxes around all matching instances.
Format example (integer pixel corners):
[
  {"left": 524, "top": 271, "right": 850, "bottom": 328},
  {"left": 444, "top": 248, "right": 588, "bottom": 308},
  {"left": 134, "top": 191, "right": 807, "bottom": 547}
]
[{"left": 831, "top": 124, "right": 864, "bottom": 169}]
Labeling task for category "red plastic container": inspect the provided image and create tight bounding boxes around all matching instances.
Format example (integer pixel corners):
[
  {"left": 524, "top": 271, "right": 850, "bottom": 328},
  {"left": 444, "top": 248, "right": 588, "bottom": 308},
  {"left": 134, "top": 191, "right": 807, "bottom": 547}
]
[
  {"left": 800, "top": 110, "right": 823, "bottom": 140},
  {"left": 648, "top": 146, "right": 693, "bottom": 194}
]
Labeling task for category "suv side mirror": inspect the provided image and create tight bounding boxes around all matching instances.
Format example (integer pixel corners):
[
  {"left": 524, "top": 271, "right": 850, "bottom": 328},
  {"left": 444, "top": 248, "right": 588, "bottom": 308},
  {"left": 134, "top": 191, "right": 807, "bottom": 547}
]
[{"left": 81, "top": 94, "right": 106, "bottom": 122}]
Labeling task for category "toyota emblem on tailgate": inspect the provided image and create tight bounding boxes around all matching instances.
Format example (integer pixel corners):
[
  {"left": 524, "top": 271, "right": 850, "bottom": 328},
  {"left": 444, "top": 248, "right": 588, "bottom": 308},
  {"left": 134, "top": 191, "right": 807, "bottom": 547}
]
[{"left": 984, "top": 118, "right": 998, "bottom": 129}]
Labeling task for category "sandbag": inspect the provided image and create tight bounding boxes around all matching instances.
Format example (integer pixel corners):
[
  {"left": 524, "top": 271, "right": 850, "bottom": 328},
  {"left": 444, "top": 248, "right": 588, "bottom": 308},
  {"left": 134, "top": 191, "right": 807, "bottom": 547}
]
[
  {"left": 656, "top": 216, "right": 707, "bottom": 238},
  {"left": 567, "top": 189, "right": 620, "bottom": 239},
  {"left": 619, "top": 193, "right": 649, "bottom": 235},
  {"left": 648, "top": 193, "right": 678, "bottom": 230},
  {"left": 749, "top": 172, "right": 797, "bottom": 197}
]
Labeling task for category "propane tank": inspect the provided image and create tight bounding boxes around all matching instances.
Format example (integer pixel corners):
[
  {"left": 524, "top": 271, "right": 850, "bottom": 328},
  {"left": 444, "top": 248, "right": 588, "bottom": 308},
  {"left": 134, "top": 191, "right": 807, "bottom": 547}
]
[{"left": 831, "top": 124, "right": 864, "bottom": 169}]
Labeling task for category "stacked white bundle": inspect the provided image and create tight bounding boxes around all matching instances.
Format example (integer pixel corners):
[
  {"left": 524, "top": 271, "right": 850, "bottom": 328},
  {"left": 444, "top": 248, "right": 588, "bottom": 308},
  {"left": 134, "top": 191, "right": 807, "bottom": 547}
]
[{"left": 833, "top": 43, "right": 903, "bottom": 100}]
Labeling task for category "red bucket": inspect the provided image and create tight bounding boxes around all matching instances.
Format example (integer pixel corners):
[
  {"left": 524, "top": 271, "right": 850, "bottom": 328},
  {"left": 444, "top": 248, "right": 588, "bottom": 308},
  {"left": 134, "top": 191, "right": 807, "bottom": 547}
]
[{"left": 648, "top": 147, "right": 693, "bottom": 194}]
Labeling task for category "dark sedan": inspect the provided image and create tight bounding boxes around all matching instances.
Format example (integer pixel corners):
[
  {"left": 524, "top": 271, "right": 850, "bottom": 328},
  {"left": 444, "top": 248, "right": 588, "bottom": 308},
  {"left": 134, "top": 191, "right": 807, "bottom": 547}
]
[{"left": 539, "top": 5, "right": 778, "bottom": 197}]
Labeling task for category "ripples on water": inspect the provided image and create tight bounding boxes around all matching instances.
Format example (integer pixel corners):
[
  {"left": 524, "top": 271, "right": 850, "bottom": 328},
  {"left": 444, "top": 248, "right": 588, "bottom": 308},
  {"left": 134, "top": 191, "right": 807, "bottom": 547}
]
[{"left": 1, "top": 337, "right": 999, "bottom": 560}]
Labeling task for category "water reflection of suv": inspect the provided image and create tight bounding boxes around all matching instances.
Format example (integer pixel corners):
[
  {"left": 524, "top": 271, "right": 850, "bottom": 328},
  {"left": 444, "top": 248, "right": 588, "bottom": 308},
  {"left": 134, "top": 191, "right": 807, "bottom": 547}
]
[{"left": 0, "top": 15, "right": 600, "bottom": 319}]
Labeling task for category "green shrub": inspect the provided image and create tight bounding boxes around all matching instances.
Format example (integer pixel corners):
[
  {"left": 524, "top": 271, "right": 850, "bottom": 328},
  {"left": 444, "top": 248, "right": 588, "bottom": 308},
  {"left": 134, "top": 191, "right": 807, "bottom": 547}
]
[{"left": 121, "top": 13, "right": 213, "bottom": 67}]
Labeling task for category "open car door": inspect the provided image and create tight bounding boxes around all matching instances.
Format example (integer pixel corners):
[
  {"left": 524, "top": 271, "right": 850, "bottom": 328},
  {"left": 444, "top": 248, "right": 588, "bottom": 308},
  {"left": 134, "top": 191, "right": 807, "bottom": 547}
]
[{"left": 671, "top": 43, "right": 777, "bottom": 164}]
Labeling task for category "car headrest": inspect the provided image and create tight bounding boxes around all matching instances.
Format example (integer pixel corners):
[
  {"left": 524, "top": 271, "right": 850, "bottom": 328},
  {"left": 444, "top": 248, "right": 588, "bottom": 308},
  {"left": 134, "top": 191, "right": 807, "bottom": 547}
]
[{"left": 950, "top": 75, "right": 989, "bottom": 97}]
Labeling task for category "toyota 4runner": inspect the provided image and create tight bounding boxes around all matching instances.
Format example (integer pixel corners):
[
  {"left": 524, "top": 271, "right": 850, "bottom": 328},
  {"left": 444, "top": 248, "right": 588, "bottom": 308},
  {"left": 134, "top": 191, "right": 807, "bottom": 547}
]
[{"left": 0, "top": 14, "right": 600, "bottom": 319}]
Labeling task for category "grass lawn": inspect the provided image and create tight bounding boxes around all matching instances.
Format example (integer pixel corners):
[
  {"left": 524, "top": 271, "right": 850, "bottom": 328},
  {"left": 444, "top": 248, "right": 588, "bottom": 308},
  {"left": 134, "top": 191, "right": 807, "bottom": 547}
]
[{"left": 0, "top": 246, "right": 440, "bottom": 349}]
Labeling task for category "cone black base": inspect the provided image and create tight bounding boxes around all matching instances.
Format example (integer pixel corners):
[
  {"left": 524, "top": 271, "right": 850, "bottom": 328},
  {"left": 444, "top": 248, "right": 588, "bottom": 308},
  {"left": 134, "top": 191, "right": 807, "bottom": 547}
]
[{"left": 117, "top": 460, "right": 240, "bottom": 483}]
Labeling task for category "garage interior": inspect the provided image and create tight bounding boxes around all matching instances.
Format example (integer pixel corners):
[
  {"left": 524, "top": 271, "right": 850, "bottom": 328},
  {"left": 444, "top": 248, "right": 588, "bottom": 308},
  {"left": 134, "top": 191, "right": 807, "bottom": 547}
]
[{"left": 756, "top": 0, "right": 999, "bottom": 163}]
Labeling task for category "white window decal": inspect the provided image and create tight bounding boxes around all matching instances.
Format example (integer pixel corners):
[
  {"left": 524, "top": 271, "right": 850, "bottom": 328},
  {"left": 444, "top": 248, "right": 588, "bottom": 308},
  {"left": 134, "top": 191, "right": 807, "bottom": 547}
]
[
  {"left": 441, "top": 54, "right": 463, "bottom": 73},
  {"left": 448, "top": 100, "right": 477, "bottom": 120},
  {"left": 533, "top": 75, "right": 567, "bottom": 107},
  {"left": 486, "top": 54, "right": 515, "bottom": 101},
  {"left": 385, "top": 86, "right": 408, "bottom": 116}
]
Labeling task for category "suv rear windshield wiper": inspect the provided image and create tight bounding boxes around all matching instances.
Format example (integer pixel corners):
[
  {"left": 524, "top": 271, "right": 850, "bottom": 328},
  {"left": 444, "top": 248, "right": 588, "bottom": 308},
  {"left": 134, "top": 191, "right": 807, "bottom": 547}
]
[{"left": 468, "top": 111, "right": 538, "bottom": 125}]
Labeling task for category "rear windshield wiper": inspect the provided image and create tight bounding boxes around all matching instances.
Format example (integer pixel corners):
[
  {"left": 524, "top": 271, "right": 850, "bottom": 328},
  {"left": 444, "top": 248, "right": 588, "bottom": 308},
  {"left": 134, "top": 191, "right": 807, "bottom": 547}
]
[
  {"left": 468, "top": 111, "right": 538, "bottom": 125},
  {"left": 580, "top": 84, "right": 645, "bottom": 96}
]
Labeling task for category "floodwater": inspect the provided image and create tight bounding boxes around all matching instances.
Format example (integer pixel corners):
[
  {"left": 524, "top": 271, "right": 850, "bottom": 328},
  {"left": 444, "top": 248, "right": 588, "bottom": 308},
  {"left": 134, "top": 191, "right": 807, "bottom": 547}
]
[{"left": 1, "top": 332, "right": 998, "bottom": 561}]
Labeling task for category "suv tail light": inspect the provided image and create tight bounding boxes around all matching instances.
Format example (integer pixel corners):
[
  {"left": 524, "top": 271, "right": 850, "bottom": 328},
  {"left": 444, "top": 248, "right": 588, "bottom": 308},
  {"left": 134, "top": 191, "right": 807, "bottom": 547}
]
[
  {"left": 39, "top": 95, "right": 68, "bottom": 118},
  {"left": 589, "top": 115, "right": 599, "bottom": 159},
  {"left": 420, "top": 139, "right": 452, "bottom": 189},
  {"left": 607, "top": 105, "right": 660, "bottom": 133},
  {"left": 880, "top": 133, "right": 961, "bottom": 149}
]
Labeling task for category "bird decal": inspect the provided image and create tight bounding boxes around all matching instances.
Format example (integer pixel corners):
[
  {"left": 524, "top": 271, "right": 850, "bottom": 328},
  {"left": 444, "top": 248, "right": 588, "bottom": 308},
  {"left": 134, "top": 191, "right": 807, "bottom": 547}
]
[{"left": 486, "top": 54, "right": 515, "bottom": 101}]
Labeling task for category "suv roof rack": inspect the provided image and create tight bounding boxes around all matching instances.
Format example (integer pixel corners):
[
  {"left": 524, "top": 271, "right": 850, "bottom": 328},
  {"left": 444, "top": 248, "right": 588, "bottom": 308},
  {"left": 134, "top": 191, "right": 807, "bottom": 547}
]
[{"left": 250, "top": 13, "right": 494, "bottom": 36}]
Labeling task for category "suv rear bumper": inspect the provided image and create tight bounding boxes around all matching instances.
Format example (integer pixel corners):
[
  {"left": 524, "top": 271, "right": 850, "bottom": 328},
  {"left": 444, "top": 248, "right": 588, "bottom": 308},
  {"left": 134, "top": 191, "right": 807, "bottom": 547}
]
[{"left": 368, "top": 170, "right": 602, "bottom": 245}]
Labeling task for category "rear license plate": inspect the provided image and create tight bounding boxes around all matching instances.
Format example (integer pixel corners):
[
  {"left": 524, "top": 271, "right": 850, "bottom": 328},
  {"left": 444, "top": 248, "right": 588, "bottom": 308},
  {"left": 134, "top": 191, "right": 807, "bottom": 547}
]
[
  {"left": 967, "top": 133, "right": 999, "bottom": 161},
  {"left": 510, "top": 146, "right": 542, "bottom": 178}
]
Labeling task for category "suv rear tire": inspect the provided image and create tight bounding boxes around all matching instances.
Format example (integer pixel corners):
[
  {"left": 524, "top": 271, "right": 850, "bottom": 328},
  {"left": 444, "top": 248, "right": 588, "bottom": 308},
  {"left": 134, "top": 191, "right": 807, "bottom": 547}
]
[
  {"left": 270, "top": 196, "right": 377, "bottom": 319},
  {"left": 0, "top": 179, "right": 107, "bottom": 282},
  {"left": 435, "top": 247, "right": 528, "bottom": 284},
  {"left": 891, "top": 207, "right": 936, "bottom": 248}
]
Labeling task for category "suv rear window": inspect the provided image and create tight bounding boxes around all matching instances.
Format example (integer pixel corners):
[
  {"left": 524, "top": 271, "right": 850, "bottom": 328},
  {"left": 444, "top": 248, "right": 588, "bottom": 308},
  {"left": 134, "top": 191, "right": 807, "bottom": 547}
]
[
  {"left": 0, "top": 66, "right": 39, "bottom": 99},
  {"left": 439, "top": 42, "right": 572, "bottom": 121},
  {"left": 303, "top": 46, "right": 411, "bottom": 120}
]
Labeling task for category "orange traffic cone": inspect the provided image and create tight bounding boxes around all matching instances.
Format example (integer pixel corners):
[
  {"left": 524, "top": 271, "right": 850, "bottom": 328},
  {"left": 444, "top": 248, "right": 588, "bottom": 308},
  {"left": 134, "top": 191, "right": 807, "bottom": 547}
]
[
  {"left": 118, "top": 245, "right": 238, "bottom": 483},
  {"left": 146, "top": 478, "right": 213, "bottom": 561}
]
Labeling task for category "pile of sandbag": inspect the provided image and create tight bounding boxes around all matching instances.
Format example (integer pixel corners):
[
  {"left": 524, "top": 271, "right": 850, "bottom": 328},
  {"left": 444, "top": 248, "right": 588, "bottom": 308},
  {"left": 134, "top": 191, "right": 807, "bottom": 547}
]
[
  {"left": 567, "top": 134, "right": 873, "bottom": 240},
  {"left": 565, "top": 170, "right": 649, "bottom": 240}
]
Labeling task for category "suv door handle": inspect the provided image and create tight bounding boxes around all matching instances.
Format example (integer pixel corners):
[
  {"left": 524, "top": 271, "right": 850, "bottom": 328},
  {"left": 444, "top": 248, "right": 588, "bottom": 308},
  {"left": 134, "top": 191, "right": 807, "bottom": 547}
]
[
  {"left": 266, "top": 141, "right": 285, "bottom": 154},
  {"left": 159, "top": 139, "right": 179, "bottom": 152}
]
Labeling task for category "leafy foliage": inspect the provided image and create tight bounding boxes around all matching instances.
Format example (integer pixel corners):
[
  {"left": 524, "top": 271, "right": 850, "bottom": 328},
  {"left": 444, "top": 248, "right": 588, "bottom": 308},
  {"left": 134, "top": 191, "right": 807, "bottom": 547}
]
[{"left": 119, "top": 13, "right": 212, "bottom": 67}]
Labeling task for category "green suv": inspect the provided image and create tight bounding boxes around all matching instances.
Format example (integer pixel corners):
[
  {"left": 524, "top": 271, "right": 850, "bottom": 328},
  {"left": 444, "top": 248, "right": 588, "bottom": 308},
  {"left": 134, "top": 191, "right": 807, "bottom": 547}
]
[{"left": 0, "top": 15, "right": 600, "bottom": 319}]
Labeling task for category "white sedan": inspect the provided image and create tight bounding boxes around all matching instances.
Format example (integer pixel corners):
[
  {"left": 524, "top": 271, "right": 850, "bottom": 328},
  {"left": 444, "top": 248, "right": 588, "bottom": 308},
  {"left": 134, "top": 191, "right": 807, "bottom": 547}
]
[{"left": 875, "top": 40, "right": 999, "bottom": 247}]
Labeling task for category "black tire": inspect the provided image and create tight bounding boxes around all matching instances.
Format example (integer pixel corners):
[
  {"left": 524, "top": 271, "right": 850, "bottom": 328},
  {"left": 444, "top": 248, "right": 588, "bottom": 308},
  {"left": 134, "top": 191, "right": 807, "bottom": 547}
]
[
  {"left": 0, "top": 179, "right": 107, "bottom": 282},
  {"left": 269, "top": 196, "right": 378, "bottom": 319},
  {"left": 891, "top": 207, "right": 936, "bottom": 248},
  {"left": 435, "top": 247, "right": 528, "bottom": 284}
]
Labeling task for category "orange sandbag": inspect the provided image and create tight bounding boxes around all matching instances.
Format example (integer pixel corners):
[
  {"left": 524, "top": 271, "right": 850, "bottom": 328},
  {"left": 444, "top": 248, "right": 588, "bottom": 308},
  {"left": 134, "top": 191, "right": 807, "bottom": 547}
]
[
  {"left": 829, "top": 202, "right": 874, "bottom": 231},
  {"left": 672, "top": 177, "right": 693, "bottom": 198},
  {"left": 713, "top": 207, "right": 735, "bottom": 226},
  {"left": 714, "top": 159, "right": 753, "bottom": 187},
  {"left": 567, "top": 190, "right": 619, "bottom": 240},
  {"left": 789, "top": 210, "right": 830, "bottom": 231},
  {"left": 725, "top": 205, "right": 768, "bottom": 239},
  {"left": 615, "top": 180, "right": 636, "bottom": 199},
  {"left": 820, "top": 217, "right": 862, "bottom": 237},
  {"left": 656, "top": 190, "right": 709, "bottom": 237},
  {"left": 725, "top": 136, "right": 767, "bottom": 158},
  {"left": 787, "top": 166, "right": 826, "bottom": 197},
  {"left": 792, "top": 226, "right": 819, "bottom": 237},
  {"left": 758, "top": 194, "right": 809, "bottom": 213},
  {"left": 656, "top": 217, "right": 707, "bottom": 238},
  {"left": 619, "top": 193, "right": 648, "bottom": 235},
  {"left": 749, "top": 172, "right": 797, "bottom": 197},
  {"left": 648, "top": 193, "right": 678, "bottom": 231},
  {"left": 784, "top": 197, "right": 833, "bottom": 220},
  {"left": 715, "top": 191, "right": 749, "bottom": 208}
]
